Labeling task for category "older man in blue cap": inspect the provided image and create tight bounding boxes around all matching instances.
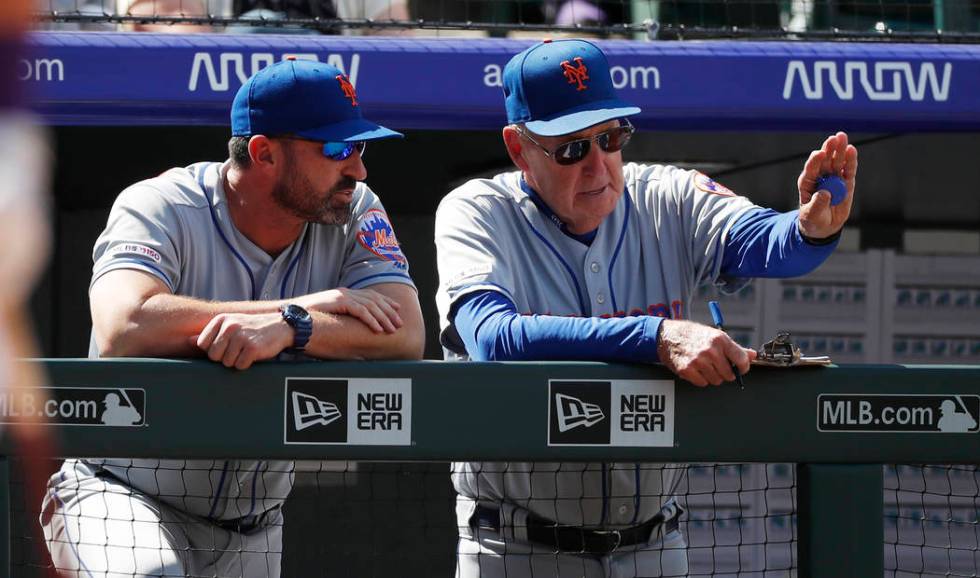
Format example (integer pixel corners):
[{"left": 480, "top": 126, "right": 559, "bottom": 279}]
[
  {"left": 42, "top": 58, "right": 424, "bottom": 578},
  {"left": 435, "top": 39, "right": 857, "bottom": 577}
]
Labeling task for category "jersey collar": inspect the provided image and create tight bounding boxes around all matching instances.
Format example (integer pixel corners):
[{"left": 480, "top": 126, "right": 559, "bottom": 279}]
[{"left": 519, "top": 176, "right": 598, "bottom": 246}]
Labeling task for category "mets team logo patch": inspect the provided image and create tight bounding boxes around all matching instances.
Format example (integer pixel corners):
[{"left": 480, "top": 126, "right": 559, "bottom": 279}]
[
  {"left": 356, "top": 209, "right": 407, "bottom": 269},
  {"left": 694, "top": 172, "right": 736, "bottom": 197}
]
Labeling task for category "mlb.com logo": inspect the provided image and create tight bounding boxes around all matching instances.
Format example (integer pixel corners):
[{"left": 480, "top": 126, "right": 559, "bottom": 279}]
[
  {"left": 284, "top": 378, "right": 411, "bottom": 445},
  {"left": 548, "top": 380, "right": 675, "bottom": 447}
]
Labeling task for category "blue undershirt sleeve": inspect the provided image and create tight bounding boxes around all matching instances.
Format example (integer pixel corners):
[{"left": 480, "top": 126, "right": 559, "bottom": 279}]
[
  {"left": 451, "top": 290, "right": 663, "bottom": 363},
  {"left": 721, "top": 208, "right": 839, "bottom": 278}
]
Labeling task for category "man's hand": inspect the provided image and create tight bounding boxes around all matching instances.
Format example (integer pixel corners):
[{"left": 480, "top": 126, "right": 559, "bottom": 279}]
[
  {"left": 295, "top": 288, "right": 402, "bottom": 333},
  {"left": 798, "top": 131, "right": 858, "bottom": 240},
  {"left": 194, "top": 312, "right": 293, "bottom": 370},
  {"left": 657, "top": 319, "right": 756, "bottom": 387}
]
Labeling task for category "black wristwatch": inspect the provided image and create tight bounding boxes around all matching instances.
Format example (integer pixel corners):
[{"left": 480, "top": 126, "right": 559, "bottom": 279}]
[{"left": 280, "top": 304, "right": 313, "bottom": 351}]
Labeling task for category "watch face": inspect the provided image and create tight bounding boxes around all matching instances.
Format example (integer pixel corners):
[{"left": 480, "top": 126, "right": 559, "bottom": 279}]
[{"left": 284, "top": 304, "right": 310, "bottom": 320}]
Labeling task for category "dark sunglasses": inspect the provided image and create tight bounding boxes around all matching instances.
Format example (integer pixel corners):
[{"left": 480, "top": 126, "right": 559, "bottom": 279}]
[
  {"left": 515, "top": 121, "right": 634, "bottom": 166},
  {"left": 322, "top": 140, "right": 367, "bottom": 161},
  {"left": 276, "top": 136, "right": 367, "bottom": 161}
]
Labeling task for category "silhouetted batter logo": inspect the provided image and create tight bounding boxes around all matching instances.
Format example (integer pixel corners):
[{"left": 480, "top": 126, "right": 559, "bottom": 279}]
[
  {"left": 285, "top": 379, "right": 347, "bottom": 443},
  {"left": 356, "top": 209, "right": 407, "bottom": 269},
  {"left": 561, "top": 57, "right": 590, "bottom": 91},
  {"left": 100, "top": 392, "right": 142, "bottom": 425},
  {"left": 549, "top": 381, "right": 610, "bottom": 445},
  {"left": 336, "top": 74, "right": 358, "bottom": 106}
]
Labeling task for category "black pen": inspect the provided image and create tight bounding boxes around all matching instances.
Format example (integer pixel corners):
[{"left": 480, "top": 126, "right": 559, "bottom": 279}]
[{"left": 708, "top": 300, "right": 745, "bottom": 389}]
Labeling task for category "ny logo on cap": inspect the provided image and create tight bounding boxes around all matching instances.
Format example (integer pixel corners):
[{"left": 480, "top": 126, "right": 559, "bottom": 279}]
[
  {"left": 561, "top": 57, "right": 589, "bottom": 91},
  {"left": 336, "top": 74, "right": 358, "bottom": 107}
]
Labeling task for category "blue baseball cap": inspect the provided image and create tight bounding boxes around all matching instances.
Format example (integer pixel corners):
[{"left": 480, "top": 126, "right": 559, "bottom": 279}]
[
  {"left": 231, "top": 58, "right": 402, "bottom": 142},
  {"left": 503, "top": 39, "right": 640, "bottom": 137}
]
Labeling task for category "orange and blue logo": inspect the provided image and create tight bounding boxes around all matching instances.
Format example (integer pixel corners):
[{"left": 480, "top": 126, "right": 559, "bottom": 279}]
[
  {"left": 694, "top": 172, "right": 736, "bottom": 197},
  {"left": 561, "top": 57, "right": 589, "bottom": 91},
  {"left": 357, "top": 209, "right": 407, "bottom": 269},
  {"left": 336, "top": 74, "right": 358, "bottom": 107}
]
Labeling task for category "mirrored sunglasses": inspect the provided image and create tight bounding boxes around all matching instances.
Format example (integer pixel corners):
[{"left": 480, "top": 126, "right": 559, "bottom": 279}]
[
  {"left": 518, "top": 122, "right": 634, "bottom": 166},
  {"left": 322, "top": 140, "right": 367, "bottom": 161}
]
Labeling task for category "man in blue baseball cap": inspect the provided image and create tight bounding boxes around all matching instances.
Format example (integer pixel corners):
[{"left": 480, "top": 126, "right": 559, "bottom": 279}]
[
  {"left": 42, "top": 58, "right": 424, "bottom": 578},
  {"left": 436, "top": 39, "right": 857, "bottom": 577}
]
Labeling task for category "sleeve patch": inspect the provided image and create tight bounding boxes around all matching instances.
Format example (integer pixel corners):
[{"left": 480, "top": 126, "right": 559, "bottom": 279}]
[
  {"left": 447, "top": 264, "right": 493, "bottom": 288},
  {"left": 356, "top": 209, "right": 407, "bottom": 270},
  {"left": 110, "top": 243, "right": 163, "bottom": 263},
  {"left": 694, "top": 172, "right": 736, "bottom": 197}
]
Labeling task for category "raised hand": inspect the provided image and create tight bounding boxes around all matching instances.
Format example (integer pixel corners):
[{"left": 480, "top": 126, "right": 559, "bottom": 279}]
[{"left": 798, "top": 132, "right": 858, "bottom": 240}]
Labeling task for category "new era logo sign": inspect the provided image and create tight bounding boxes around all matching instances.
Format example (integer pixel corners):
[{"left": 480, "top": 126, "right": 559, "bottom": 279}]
[
  {"left": 291, "top": 391, "right": 342, "bottom": 431},
  {"left": 285, "top": 379, "right": 348, "bottom": 443},
  {"left": 549, "top": 381, "right": 611, "bottom": 445},
  {"left": 548, "top": 380, "right": 675, "bottom": 447},
  {"left": 284, "top": 377, "right": 413, "bottom": 445},
  {"left": 555, "top": 393, "right": 605, "bottom": 432}
]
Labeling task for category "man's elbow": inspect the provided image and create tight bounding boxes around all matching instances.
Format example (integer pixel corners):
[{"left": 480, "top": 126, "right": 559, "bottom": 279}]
[
  {"left": 93, "top": 324, "right": 141, "bottom": 357},
  {"left": 357, "top": 324, "right": 425, "bottom": 360},
  {"left": 92, "top": 310, "right": 158, "bottom": 357},
  {"left": 393, "top": 325, "right": 425, "bottom": 360}
]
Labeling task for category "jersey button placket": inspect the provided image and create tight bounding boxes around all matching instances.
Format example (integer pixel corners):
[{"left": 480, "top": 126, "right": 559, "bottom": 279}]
[
  {"left": 596, "top": 292, "right": 605, "bottom": 304},
  {"left": 591, "top": 262, "right": 600, "bottom": 273}
]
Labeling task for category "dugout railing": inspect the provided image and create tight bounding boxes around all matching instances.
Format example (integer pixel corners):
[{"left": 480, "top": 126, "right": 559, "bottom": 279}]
[{"left": 4, "top": 359, "right": 980, "bottom": 577}]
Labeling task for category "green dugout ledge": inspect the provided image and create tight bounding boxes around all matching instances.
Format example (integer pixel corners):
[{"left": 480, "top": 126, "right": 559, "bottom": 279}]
[
  {"left": 4, "top": 359, "right": 980, "bottom": 578},
  {"left": 4, "top": 360, "right": 979, "bottom": 462}
]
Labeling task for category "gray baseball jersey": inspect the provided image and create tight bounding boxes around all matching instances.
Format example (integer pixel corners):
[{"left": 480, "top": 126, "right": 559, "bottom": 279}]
[
  {"left": 435, "top": 162, "right": 756, "bottom": 529},
  {"left": 74, "top": 159, "right": 414, "bottom": 520}
]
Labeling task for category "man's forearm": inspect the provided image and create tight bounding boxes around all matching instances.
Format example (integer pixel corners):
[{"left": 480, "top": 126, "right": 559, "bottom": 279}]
[
  {"left": 304, "top": 307, "right": 424, "bottom": 360},
  {"left": 454, "top": 290, "right": 660, "bottom": 363},
  {"left": 95, "top": 293, "right": 288, "bottom": 358},
  {"left": 94, "top": 270, "right": 424, "bottom": 361},
  {"left": 722, "top": 208, "right": 838, "bottom": 278}
]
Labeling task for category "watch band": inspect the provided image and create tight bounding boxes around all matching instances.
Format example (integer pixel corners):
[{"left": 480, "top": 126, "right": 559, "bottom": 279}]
[
  {"left": 281, "top": 304, "right": 312, "bottom": 351},
  {"left": 798, "top": 221, "right": 843, "bottom": 246}
]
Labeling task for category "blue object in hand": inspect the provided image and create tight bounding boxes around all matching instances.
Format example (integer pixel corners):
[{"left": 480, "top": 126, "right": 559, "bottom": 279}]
[
  {"left": 707, "top": 301, "right": 745, "bottom": 389},
  {"left": 707, "top": 300, "right": 726, "bottom": 329},
  {"left": 815, "top": 174, "right": 847, "bottom": 206}
]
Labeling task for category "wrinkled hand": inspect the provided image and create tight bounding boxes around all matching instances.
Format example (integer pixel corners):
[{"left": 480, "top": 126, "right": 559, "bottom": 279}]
[
  {"left": 296, "top": 288, "right": 402, "bottom": 334},
  {"left": 657, "top": 319, "right": 756, "bottom": 387},
  {"left": 798, "top": 131, "right": 858, "bottom": 240},
  {"left": 194, "top": 312, "right": 292, "bottom": 370}
]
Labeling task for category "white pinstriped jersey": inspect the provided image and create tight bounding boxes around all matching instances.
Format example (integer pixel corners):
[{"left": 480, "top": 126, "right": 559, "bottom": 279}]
[
  {"left": 85, "top": 161, "right": 415, "bottom": 522},
  {"left": 435, "top": 162, "right": 756, "bottom": 528}
]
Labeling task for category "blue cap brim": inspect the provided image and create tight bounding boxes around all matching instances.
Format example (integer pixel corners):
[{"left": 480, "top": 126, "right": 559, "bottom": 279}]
[
  {"left": 525, "top": 101, "right": 641, "bottom": 137},
  {"left": 297, "top": 118, "right": 404, "bottom": 142}
]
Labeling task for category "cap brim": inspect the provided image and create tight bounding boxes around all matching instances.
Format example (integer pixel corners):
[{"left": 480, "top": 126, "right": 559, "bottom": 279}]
[
  {"left": 525, "top": 101, "right": 641, "bottom": 137},
  {"left": 297, "top": 118, "right": 404, "bottom": 142}
]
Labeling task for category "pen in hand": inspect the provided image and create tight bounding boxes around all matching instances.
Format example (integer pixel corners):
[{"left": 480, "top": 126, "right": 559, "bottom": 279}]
[{"left": 708, "top": 300, "right": 745, "bottom": 389}]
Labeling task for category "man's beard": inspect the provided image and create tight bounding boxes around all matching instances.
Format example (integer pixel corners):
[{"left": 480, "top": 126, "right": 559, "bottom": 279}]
[{"left": 272, "top": 169, "right": 356, "bottom": 226}]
